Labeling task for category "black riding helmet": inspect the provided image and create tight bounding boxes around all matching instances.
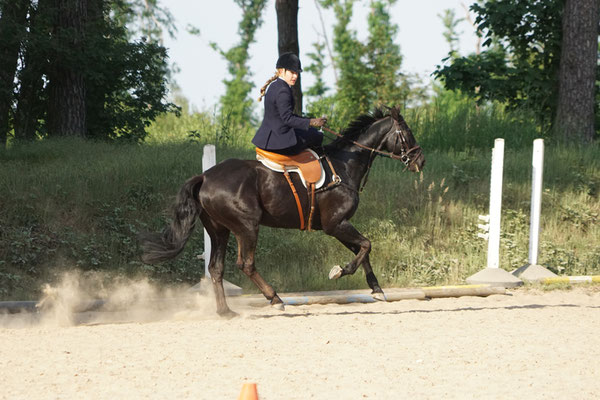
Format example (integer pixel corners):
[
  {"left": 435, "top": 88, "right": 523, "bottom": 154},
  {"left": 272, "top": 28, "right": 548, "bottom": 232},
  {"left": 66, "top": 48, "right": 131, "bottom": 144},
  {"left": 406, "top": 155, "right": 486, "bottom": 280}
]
[{"left": 276, "top": 52, "right": 302, "bottom": 73}]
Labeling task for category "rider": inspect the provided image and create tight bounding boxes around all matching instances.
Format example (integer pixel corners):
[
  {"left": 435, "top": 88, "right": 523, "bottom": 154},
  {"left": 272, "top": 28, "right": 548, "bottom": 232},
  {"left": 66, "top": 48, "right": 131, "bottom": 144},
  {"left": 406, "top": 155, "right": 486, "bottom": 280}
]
[{"left": 252, "top": 52, "right": 327, "bottom": 155}]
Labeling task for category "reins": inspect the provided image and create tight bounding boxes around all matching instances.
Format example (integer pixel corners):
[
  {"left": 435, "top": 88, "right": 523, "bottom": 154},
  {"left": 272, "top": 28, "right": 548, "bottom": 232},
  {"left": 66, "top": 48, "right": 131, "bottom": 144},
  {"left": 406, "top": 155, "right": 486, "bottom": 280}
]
[{"left": 322, "top": 125, "right": 421, "bottom": 166}]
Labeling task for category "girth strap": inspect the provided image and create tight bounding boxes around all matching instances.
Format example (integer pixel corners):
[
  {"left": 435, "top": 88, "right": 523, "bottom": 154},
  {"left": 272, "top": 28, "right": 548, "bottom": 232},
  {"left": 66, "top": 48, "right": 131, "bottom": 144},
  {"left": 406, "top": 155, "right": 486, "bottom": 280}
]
[
  {"left": 283, "top": 170, "right": 305, "bottom": 231},
  {"left": 307, "top": 183, "right": 315, "bottom": 232},
  {"left": 282, "top": 170, "right": 317, "bottom": 232}
]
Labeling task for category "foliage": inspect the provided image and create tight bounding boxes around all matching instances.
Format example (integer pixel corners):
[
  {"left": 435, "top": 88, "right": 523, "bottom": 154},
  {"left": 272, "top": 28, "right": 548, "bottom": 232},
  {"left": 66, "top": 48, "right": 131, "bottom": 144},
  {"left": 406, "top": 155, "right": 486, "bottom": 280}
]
[
  {"left": 438, "top": 8, "right": 463, "bottom": 61},
  {"left": 433, "top": 0, "right": 564, "bottom": 133},
  {"left": 310, "top": 0, "right": 411, "bottom": 126},
  {"left": 1, "top": 0, "right": 176, "bottom": 144},
  {"left": 407, "top": 88, "right": 542, "bottom": 150},
  {"left": 146, "top": 96, "right": 255, "bottom": 147},
  {"left": 304, "top": 39, "right": 336, "bottom": 120},
  {"left": 146, "top": 96, "right": 215, "bottom": 143},
  {"left": 366, "top": 0, "right": 408, "bottom": 108},
  {"left": 318, "top": 0, "right": 370, "bottom": 124},
  {"left": 110, "top": 0, "right": 177, "bottom": 43},
  {"left": 211, "top": 0, "right": 267, "bottom": 130},
  {"left": 304, "top": 41, "right": 329, "bottom": 103},
  {"left": 85, "top": 21, "right": 177, "bottom": 141}
]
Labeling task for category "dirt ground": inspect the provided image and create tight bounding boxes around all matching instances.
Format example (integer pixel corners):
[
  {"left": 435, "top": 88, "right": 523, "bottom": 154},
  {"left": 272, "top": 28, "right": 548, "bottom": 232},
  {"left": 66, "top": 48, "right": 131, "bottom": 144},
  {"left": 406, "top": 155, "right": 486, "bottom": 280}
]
[{"left": 1, "top": 286, "right": 599, "bottom": 400}]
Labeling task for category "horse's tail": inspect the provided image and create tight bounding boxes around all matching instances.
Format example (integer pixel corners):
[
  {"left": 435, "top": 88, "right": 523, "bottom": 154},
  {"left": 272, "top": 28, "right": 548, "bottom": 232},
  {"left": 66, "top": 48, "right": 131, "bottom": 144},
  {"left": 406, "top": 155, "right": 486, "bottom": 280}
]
[{"left": 139, "top": 175, "right": 204, "bottom": 264}]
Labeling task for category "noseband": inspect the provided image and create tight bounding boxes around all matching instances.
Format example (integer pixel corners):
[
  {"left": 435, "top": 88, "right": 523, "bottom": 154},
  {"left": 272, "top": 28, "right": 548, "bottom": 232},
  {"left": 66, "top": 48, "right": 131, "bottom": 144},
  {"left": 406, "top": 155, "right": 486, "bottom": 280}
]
[{"left": 323, "top": 116, "right": 422, "bottom": 170}]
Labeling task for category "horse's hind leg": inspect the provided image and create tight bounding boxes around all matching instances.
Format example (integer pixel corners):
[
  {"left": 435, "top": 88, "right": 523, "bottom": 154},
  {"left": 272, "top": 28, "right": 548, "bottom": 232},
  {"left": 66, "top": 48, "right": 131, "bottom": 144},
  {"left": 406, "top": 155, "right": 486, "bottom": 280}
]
[
  {"left": 234, "top": 229, "right": 285, "bottom": 310},
  {"left": 202, "top": 215, "right": 236, "bottom": 317}
]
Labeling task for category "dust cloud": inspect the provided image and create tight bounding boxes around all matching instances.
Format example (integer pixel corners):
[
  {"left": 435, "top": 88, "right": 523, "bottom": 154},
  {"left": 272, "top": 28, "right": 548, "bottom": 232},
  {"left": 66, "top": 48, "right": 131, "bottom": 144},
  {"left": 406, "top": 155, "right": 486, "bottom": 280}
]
[{"left": 0, "top": 271, "right": 219, "bottom": 328}]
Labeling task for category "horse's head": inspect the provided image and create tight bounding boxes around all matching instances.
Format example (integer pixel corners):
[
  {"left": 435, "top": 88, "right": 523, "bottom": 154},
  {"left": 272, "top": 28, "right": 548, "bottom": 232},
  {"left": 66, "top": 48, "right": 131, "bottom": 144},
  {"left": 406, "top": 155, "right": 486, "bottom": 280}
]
[
  {"left": 375, "top": 107, "right": 425, "bottom": 172},
  {"left": 327, "top": 107, "right": 425, "bottom": 172}
]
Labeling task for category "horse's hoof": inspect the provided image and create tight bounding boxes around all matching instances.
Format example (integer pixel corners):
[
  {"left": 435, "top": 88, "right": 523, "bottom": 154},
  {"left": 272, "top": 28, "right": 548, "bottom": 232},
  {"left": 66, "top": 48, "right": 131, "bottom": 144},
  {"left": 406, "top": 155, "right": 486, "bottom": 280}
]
[
  {"left": 372, "top": 292, "right": 387, "bottom": 302},
  {"left": 329, "top": 265, "right": 343, "bottom": 280},
  {"left": 217, "top": 309, "right": 239, "bottom": 319},
  {"left": 270, "top": 296, "right": 285, "bottom": 311}
]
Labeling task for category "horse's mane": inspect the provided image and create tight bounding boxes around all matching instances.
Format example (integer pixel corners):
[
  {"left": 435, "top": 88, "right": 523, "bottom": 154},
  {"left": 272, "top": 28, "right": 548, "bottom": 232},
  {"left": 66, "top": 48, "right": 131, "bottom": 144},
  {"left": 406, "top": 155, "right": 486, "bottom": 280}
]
[{"left": 325, "top": 108, "right": 390, "bottom": 149}]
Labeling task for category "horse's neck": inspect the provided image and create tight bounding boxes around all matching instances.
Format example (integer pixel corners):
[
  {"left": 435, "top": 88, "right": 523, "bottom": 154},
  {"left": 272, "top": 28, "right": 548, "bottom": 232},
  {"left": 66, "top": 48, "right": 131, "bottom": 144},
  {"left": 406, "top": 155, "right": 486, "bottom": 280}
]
[
  {"left": 327, "top": 119, "right": 390, "bottom": 190},
  {"left": 328, "top": 146, "right": 374, "bottom": 190}
]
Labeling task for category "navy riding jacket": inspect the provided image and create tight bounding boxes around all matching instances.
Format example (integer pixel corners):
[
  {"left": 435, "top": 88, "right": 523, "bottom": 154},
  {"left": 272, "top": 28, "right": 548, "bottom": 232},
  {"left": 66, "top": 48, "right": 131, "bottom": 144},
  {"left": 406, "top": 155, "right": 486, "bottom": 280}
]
[{"left": 252, "top": 78, "right": 310, "bottom": 150}]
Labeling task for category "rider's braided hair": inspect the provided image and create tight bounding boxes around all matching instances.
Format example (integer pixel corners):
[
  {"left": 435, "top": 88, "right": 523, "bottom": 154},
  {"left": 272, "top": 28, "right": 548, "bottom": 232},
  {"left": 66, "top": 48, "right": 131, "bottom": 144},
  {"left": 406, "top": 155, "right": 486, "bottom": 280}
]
[{"left": 257, "top": 71, "right": 280, "bottom": 102}]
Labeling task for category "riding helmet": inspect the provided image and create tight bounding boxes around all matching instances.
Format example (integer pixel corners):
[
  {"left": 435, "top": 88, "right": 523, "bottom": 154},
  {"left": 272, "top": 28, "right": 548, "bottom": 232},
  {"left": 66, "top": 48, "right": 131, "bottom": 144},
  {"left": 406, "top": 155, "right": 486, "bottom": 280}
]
[{"left": 276, "top": 52, "right": 302, "bottom": 73}]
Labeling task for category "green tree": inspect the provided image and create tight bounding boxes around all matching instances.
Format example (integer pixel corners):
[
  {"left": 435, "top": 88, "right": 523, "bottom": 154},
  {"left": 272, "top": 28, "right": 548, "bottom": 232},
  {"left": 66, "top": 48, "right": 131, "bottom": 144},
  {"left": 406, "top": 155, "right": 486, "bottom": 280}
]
[
  {"left": 0, "top": 0, "right": 29, "bottom": 147},
  {"left": 13, "top": 0, "right": 52, "bottom": 141},
  {"left": 314, "top": 0, "right": 407, "bottom": 123},
  {"left": 7, "top": 0, "right": 175, "bottom": 142},
  {"left": 439, "top": 8, "right": 462, "bottom": 61},
  {"left": 110, "top": 0, "right": 176, "bottom": 43},
  {"left": 366, "top": 0, "right": 407, "bottom": 108},
  {"left": 304, "top": 39, "right": 335, "bottom": 121},
  {"left": 89, "top": 0, "right": 176, "bottom": 141},
  {"left": 433, "top": 0, "right": 564, "bottom": 132},
  {"left": 212, "top": 0, "right": 267, "bottom": 129},
  {"left": 305, "top": 41, "right": 329, "bottom": 101},
  {"left": 85, "top": 28, "right": 175, "bottom": 141},
  {"left": 319, "top": 0, "right": 370, "bottom": 123}
]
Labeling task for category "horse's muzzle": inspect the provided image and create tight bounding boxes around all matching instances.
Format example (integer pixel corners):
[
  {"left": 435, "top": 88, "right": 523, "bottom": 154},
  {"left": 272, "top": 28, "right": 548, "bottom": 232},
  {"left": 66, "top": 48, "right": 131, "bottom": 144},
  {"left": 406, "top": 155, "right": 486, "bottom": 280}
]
[{"left": 409, "top": 152, "right": 425, "bottom": 172}]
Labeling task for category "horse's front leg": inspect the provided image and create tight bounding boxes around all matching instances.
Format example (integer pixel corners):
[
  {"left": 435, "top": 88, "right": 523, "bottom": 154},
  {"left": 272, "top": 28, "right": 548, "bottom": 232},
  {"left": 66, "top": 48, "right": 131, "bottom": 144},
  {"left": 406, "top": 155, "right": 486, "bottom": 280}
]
[
  {"left": 324, "top": 220, "right": 385, "bottom": 300},
  {"left": 332, "top": 238, "right": 385, "bottom": 300},
  {"left": 335, "top": 245, "right": 385, "bottom": 299}
]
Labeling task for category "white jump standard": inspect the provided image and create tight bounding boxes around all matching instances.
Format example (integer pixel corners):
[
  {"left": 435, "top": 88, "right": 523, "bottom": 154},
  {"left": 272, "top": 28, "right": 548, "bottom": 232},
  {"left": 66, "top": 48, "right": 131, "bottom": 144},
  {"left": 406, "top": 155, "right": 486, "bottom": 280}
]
[
  {"left": 511, "top": 139, "right": 557, "bottom": 282},
  {"left": 467, "top": 139, "right": 523, "bottom": 287}
]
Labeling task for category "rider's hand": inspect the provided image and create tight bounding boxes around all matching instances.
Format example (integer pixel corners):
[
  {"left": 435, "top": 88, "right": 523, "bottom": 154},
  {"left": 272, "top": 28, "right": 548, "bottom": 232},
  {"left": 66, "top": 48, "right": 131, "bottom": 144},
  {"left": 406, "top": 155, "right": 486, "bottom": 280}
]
[{"left": 309, "top": 117, "right": 327, "bottom": 128}]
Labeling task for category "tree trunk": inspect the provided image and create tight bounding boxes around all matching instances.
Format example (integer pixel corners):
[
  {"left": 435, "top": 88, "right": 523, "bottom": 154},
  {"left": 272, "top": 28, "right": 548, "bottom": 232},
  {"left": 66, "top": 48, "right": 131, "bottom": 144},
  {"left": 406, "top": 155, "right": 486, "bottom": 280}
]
[
  {"left": 14, "top": 0, "right": 50, "bottom": 141},
  {"left": 84, "top": 0, "right": 104, "bottom": 138},
  {"left": 555, "top": 0, "right": 600, "bottom": 143},
  {"left": 275, "top": 0, "right": 302, "bottom": 114},
  {"left": 0, "top": 0, "right": 30, "bottom": 147},
  {"left": 47, "top": 0, "right": 87, "bottom": 137}
]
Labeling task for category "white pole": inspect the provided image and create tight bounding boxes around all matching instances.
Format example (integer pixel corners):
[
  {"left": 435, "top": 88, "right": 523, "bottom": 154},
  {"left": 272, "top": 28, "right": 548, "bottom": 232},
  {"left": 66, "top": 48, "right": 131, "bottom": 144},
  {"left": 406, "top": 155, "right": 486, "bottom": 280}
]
[
  {"left": 487, "top": 139, "right": 504, "bottom": 269},
  {"left": 202, "top": 144, "right": 216, "bottom": 277},
  {"left": 528, "top": 139, "right": 544, "bottom": 265}
]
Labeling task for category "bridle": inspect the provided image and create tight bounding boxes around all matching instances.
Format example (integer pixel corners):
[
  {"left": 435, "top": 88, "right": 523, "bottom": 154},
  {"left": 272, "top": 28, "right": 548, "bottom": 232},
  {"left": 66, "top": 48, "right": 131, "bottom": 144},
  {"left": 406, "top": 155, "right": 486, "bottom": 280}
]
[
  {"left": 322, "top": 116, "right": 422, "bottom": 170},
  {"left": 320, "top": 116, "right": 423, "bottom": 193}
]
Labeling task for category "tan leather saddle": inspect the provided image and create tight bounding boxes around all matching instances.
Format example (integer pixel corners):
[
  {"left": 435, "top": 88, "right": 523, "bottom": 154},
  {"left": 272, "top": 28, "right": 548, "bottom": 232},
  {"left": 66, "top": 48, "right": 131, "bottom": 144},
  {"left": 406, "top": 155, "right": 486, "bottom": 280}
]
[
  {"left": 255, "top": 147, "right": 323, "bottom": 231},
  {"left": 255, "top": 147, "right": 323, "bottom": 187}
]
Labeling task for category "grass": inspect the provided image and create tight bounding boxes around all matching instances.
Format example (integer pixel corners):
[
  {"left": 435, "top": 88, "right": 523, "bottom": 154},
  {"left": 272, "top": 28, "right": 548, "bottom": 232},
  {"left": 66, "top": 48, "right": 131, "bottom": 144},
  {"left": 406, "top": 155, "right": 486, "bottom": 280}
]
[{"left": 1, "top": 102, "right": 599, "bottom": 300}]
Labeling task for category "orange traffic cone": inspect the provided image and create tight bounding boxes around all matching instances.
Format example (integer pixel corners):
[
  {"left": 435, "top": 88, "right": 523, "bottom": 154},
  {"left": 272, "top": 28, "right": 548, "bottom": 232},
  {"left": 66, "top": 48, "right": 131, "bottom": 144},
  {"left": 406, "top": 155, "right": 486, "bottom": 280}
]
[{"left": 237, "top": 382, "right": 258, "bottom": 400}]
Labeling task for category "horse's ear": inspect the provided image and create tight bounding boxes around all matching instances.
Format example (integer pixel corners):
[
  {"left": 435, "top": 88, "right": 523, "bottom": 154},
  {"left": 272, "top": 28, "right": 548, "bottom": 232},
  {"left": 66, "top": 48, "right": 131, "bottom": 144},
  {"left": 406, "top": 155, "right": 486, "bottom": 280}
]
[{"left": 389, "top": 105, "right": 400, "bottom": 121}]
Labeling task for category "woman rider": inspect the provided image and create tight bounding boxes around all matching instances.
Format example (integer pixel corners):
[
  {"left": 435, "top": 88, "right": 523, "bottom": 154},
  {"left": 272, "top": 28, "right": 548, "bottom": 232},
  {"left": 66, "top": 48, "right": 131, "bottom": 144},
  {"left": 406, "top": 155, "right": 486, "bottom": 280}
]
[{"left": 252, "top": 52, "right": 327, "bottom": 155}]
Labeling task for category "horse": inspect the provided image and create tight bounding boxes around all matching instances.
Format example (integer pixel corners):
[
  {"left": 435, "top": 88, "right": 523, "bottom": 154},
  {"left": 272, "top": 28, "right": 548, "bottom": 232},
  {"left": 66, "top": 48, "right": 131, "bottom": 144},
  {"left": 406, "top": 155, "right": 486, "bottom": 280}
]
[{"left": 139, "top": 106, "right": 425, "bottom": 317}]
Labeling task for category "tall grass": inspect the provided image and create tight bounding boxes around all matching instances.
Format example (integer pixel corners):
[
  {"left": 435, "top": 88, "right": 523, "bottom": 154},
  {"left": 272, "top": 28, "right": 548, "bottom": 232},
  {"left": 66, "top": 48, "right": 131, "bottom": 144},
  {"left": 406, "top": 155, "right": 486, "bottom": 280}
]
[
  {"left": 1, "top": 101, "right": 599, "bottom": 300},
  {"left": 145, "top": 98, "right": 255, "bottom": 148},
  {"left": 407, "top": 91, "right": 542, "bottom": 151}
]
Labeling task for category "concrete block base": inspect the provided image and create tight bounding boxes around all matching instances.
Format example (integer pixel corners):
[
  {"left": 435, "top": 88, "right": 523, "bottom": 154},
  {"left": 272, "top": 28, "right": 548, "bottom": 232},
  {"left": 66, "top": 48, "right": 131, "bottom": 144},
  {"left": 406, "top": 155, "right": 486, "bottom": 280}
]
[
  {"left": 512, "top": 264, "right": 557, "bottom": 283},
  {"left": 466, "top": 268, "right": 523, "bottom": 288}
]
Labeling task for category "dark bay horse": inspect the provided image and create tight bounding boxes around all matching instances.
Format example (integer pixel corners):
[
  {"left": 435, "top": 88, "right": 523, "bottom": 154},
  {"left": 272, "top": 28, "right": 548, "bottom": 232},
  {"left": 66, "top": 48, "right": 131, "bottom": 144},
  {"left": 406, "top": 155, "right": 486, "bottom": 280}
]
[{"left": 140, "top": 106, "right": 425, "bottom": 316}]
